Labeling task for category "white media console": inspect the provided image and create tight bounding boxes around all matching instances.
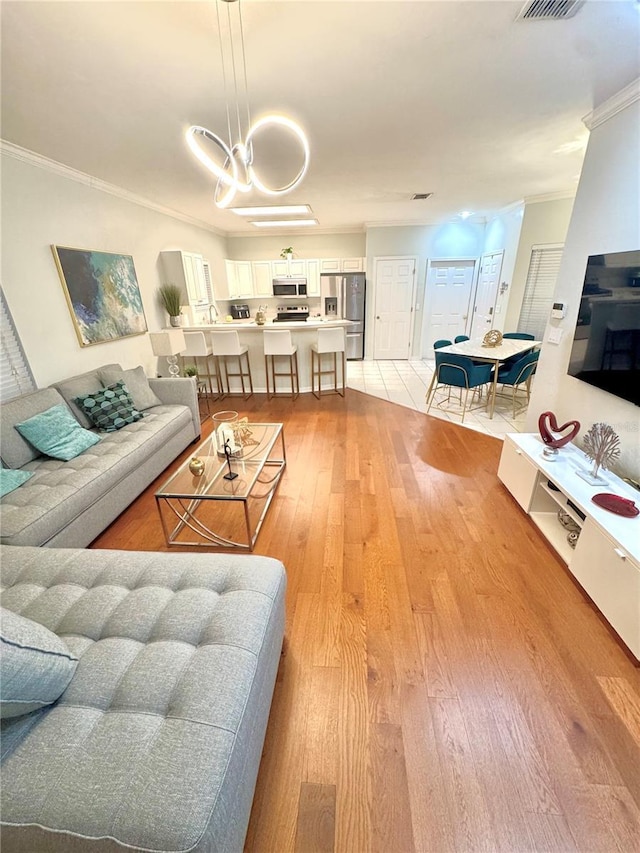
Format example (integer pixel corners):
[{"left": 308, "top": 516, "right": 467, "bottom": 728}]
[{"left": 498, "top": 433, "right": 640, "bottom": 660}]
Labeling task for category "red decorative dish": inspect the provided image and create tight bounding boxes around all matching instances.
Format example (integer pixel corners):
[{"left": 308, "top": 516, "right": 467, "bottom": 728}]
[{"left": 592, "top": 493, "right": 639, "bottom": 517}]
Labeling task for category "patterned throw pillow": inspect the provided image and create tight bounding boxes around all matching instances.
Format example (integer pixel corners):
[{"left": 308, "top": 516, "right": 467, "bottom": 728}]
[{"left": 75, "top": 381, "right": 144, "bottom": 432}]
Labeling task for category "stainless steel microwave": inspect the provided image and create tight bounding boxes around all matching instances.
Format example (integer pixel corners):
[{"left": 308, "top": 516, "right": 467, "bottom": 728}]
[{"left": 272, "top": 277, "right": 308, "bottom": 298}]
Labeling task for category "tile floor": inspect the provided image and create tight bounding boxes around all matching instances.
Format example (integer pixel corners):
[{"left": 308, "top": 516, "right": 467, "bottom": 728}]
[{"left": 346, "top": 359, "right": 530, "bottom": 440}]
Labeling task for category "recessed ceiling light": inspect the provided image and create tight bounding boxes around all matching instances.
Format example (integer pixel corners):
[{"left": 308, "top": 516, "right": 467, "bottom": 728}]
[
  {"left": 459, "top": 210, "right": 473, "bottom": 219},
  {"left": 230, "top": 204, "right": 312, "bottom": 216},
  {"left": 250, "top": 219, "right": 318, "bottom": 228}
]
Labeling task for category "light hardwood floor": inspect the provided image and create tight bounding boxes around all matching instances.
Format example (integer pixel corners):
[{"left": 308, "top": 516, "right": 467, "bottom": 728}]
[{"left": 92, "top": 390, "right": 640, "bottom": 853}]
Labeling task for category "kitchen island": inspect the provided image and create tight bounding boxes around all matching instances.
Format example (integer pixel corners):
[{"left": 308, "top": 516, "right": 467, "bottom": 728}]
[{"left": 177, "top": 319, "right": 354, "bottom": 394}]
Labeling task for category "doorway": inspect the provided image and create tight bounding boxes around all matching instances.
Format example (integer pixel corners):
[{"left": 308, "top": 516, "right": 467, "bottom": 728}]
[
  {"left": 422, "top": 259, "right": 476, "bottom": 355},
  {"left": 372, "top": 257, "right": 417, "bottom": 359},
  {"left": 469, "top": 251, "right": 504, "bottom": 338}
]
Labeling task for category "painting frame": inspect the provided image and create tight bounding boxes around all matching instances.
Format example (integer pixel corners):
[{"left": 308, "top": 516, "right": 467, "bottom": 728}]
[{"left": 52, "top": 245, "right": 148, "bottom": 347}]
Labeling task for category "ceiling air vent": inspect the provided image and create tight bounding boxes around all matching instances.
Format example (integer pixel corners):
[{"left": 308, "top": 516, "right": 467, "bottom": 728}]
[
  {"left": 516, "top": 0, "right": 585, "bottom": 21},
  {"left": 411, "top": 193, "right": 433, "bottom": 200}
]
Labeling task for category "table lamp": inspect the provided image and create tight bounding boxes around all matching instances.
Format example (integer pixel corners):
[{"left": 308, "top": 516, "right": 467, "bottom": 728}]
[{"left": 149, "top": 329, "right": 186, "bottom": 377}]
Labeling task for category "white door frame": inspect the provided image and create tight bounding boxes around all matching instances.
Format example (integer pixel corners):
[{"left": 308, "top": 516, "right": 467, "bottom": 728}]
[
  {"left": 372, "top": 255, "right": 418, "bottom": 360},
  {"left": 420, "top": 257, "right": 478, "bottom": 358}
]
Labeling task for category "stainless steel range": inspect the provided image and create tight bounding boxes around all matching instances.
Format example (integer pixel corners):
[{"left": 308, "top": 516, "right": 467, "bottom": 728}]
[{"left": 273, "top": 305, "right": 309, "bottom": 322}]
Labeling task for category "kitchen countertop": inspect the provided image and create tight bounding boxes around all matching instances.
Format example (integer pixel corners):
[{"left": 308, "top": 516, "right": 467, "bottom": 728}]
[{"left": 177, "top": 318, "right": 354, "bottom": 331}]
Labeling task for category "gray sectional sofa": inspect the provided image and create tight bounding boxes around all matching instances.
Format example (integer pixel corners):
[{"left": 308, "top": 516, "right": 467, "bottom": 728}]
[
  {"left": 0, "top": 364, "right": 200, "bottom": 548},
  {"left": 0, "top": 545, "right": 287, "bottom": 852}
]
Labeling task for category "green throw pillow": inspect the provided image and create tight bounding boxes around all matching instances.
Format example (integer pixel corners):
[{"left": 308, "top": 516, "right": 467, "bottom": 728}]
[
  {"left": 15, "top": 405, "right": 100, "bottom": 461},
  {"left": 75, "top": 381, "right": 144, "bottom": 432},
  {"left": 0, "top": 468, "right": 33, "bottom": 497},
  {"left": 0, "top": 608, "right": 78, "bottom": 718}
]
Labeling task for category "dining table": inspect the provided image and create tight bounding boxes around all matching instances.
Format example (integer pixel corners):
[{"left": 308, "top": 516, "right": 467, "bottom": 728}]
[{"left": 433, "top": 337, "right": 542, "bottom": 418}]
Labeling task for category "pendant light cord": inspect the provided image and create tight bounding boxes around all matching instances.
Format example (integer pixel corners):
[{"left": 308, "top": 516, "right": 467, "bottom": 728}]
[{"left": 215, "top": 0, "right": 233, "bottom": 149}]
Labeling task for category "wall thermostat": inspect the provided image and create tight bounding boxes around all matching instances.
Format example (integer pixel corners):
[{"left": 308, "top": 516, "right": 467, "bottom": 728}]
[{"left": 551, "top": 301, "right": 566, "bottom": 319}]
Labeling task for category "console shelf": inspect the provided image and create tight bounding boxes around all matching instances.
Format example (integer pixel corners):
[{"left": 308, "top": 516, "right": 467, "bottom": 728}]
[{"left": 498, "top": 433, "right": 640, "bottom": 660}]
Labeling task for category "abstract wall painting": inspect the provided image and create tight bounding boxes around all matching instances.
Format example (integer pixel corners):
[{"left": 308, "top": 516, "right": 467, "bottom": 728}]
[{"left": 52, "top": 246, "right": 148, "bottom": 347}]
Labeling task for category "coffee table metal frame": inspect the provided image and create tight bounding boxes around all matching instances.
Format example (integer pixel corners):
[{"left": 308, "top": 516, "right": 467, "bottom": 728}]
[{"left": 155, "top": 423, "right": 286, "bottom": 551}]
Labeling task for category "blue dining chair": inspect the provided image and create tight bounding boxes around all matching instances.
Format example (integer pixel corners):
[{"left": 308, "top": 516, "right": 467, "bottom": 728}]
[
  {"left": 454, "top": 335, "right": 470, "bottom": 343},
  {"left": 425, "top": 352, "right": 493, "bottom": 423},
  {"left": 495, "top": 350, "right": 540, "bottom": 417},
  {"left": 501, "top": 332, "right": 536, "bottom": 370},
  {"left": 433, "top": 339, "right": 452, "bottom": 350}
]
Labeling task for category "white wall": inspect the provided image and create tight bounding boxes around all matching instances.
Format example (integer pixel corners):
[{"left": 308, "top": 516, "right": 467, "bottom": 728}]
[
  {"left": 226, "top": 232, "right": 365, "bottom": 260},
  {"left": 503, "top": 196, "right": 575, "bottom": 332},
  {"left": 1, "top": 154, "right": 228, "bottom": 387},
  {"left": 527, "top": 95, "right": 640, "bottom": 478},
  {"left": 483, "top": 203, "right": 525, "bottom": 328}
]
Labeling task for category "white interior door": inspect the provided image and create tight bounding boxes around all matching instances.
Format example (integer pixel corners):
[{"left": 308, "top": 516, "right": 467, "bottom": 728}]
[
  {"left": 373, "top": 257, "right": 417, "bottom": 359},
  {"left": 422, "top": 260, "right": 476, "bottom": 353},
  {"left": 470, "top": 251, "right": 503, "bottom": 338}
]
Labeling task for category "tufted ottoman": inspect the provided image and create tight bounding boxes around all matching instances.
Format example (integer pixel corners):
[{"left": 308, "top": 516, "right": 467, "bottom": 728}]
[{"left": 0, "top": 545, "right": 286, "bottom": 853}]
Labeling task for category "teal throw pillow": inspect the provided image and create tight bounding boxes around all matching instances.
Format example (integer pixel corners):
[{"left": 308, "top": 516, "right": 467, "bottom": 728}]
[
  {"left": 0, "top": 468, "right": 34, "bottom": 498},
  {"left": 15, "top": 405, "right": 100, "bottom": 461},
  {"left": 0, "top": 608, "right": 78, "bottom": 718},
  {"left": 75, "top": 381, "right": 144, "bottom": 432}
]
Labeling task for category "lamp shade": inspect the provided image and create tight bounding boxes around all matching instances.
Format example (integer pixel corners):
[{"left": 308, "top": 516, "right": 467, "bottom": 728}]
[{"left": 149, "top": 330, "right": 186, "bottom": 357}]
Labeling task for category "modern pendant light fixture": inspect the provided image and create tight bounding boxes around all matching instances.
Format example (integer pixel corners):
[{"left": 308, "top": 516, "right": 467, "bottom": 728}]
[{"left": 186, "top": 0, "right": 310, "bottom": 209}]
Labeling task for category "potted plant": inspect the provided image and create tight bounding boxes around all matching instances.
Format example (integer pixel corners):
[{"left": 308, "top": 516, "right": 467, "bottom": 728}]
[
  {"left": 183, "top": 365, "right": 198, "bottom": 378},
  {"left": 280, "top": 247, "right": 294, "bottom": 260},
  {"left": 158, "top": 283, "right": 183, "bottom": 327}
]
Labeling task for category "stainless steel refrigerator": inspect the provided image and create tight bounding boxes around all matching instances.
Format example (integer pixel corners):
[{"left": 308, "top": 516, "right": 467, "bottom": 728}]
[{"left": 320, "top": 273, "right": 366, "bottom": 359}]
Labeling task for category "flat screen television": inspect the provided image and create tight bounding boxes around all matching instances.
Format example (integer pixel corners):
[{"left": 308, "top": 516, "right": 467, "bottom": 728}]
[{"left": 567, "top": 249, "right": 640, "bottom": 406}]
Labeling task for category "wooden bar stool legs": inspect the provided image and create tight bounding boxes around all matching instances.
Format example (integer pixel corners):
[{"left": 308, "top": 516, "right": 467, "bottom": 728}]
[
  {"left": 311, "top": 327, "right": 346, "bottom": 399},
  {"left": 210, "top": 331, "right": 254, "bottom": 400},
  {"left": 263, "top": 330, "right": 299, "bottom": 399}
]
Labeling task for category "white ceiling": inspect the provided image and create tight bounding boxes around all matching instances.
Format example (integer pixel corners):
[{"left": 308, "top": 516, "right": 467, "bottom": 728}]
[{"left": 2, "top": 1, "right": 639, "bottom": 236}]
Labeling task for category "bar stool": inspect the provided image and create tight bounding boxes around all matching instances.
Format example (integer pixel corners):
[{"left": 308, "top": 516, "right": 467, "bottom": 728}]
[
  {"left": 310, "top": 327, "right": 345, "bottom": 398},
  {"left": 263, "top": 329, "right": 299, "bottom": 399},
  {"left": 210, "top": 330, "right": 253, "bottom": 399},
  {"left": 180, "top": 332, "right": 222, "bottom": 414}
]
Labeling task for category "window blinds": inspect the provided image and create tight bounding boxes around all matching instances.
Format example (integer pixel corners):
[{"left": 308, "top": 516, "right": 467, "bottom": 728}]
[
  {"left": 517, "top": 245, "right": 564, "bottom": 340},
  {"left": 1, "top": 288, "right": 36, "bottom": 401}
]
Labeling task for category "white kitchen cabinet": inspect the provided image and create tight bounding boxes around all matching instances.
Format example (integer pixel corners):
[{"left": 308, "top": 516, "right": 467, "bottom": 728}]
[
  {"left": 319, "top": 259, "right": 341, "bottom": 274},
  {"left": 306, "top": 259, "right": 320, "bottom": 297},
  {"left": 272, "top": 259, "right": 306, "bottom": 278},
  {"left": 498, "top": 433, "right": 640, "bottom": 659},
  {"left": 342, "top": 257, "right": 365, "bottom": 272},
  {"left": 225, "top": 260, "right": 254, "bottom": 299},
  {"left": 160, "top": 250, "right": 209, "bottom": 306},
  {"left": 252, "top": 261, "right": 273, "bottom": 298}
]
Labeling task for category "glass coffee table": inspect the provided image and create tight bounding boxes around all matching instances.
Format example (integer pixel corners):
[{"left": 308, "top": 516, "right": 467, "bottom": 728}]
[{"left": 155, "top": 423, "right": 285, "bottom": 551}]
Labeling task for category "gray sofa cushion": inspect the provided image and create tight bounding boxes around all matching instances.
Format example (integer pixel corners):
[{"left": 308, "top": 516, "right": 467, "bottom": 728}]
[
  {"left": 98, "top": 365, "right": 162, "bottom": 411},
  {"left": 0, "top": 546, "right": 286, "bottom": 853},
  {"left": 53, "top": 364, "right": 121, "bottom": 429},
  {"left": 0, "top": 387, "right": 68, "bottom": 469},
  {"left": 0, "top": 405, "right": 192, "bottom": 546},
  {"left": 0, "top": 608, "right": 78, "bottom": 718}
]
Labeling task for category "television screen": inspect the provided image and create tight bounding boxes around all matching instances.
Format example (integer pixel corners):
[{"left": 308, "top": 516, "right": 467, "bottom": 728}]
[{"left": 567, "top": 249, "right": 640, "bottom": 407}]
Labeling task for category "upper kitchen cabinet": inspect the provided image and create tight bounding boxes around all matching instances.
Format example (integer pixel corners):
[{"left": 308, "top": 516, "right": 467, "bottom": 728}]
[
  {"left": 319, "top": 259, "right": 341, "bottom": 274},
  {"left": 342, "top": 258, "right": 365, "bottom": 272},
  {"left": 252, "top": 261, "right": 273, "bottom": 298},
  {"left": 272, "top": 259, "right": 307, "bottom": 277},
  {"left": 306, "top": 259, "right": 320, "bottom": 296},
  {"left": 160, "top": 251, "right": 209, "bottom": 306},
  {"left": 318, "top": 258, "right": 365, "bottom": 273},
  {"left": 225, "top": 260, "right": 254, "bottom": 299}
]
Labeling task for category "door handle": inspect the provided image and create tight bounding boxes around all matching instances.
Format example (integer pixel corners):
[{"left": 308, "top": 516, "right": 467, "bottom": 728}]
[{"left": 376, "top": 316, "right": 380, "bottom": 320}]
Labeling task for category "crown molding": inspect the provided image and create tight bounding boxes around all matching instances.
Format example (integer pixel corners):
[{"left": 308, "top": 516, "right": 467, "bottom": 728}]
[
  {"left": 523, "top": 189, "right": 576, "bottom": 205},
  {"left": 0, "top": 139, "right": 226, "bottom": 237},
  {"left": 583, "top": 77, "right": 640, "bottom": 130}
]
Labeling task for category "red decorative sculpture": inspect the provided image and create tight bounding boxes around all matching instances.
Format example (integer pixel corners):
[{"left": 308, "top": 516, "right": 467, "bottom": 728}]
[{"left": 538, "top": 411, "right": 580, "bottom": 449}]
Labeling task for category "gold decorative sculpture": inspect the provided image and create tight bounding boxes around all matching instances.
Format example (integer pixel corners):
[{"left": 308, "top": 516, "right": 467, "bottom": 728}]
[
  {"left": 579, "top": 422, "right": 620, "bottom": 484},
  {"left": 482, "top": 329, "right": 503, "bottom": 348}
]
